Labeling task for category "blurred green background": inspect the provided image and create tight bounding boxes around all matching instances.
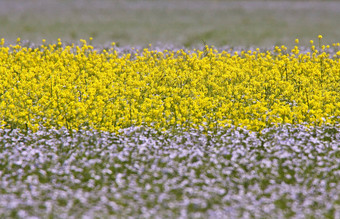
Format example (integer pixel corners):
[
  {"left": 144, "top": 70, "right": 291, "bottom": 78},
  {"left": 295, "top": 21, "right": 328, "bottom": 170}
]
[{"left": 0, "top": 0, "right": 340, "bottom": 48}]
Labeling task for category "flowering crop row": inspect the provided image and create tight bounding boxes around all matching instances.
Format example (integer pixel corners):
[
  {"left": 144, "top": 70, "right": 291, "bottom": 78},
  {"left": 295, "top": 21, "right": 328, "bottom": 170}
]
[{"left": 0, "top": 37, "right": 339, "bottom": 133}]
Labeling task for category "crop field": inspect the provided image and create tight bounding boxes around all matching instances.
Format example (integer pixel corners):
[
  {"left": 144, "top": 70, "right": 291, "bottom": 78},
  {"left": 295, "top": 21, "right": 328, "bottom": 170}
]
[
  {"left": 1, "top": 0, "right": 340, "bottom": 218},
  {"left": 1, "top": 37, "right": 340, "bottom": 133},
  {"left": 1, "top": 0, "right": 340, "bottom": 47},
  {"left": 0, "top": 37, "right": 339, "bottom": 218}
]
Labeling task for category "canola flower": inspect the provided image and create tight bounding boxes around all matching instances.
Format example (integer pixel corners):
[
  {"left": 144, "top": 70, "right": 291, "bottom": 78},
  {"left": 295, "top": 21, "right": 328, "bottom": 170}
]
[{"left": 0, "top": 38, "right": 339, "bottom": 133}]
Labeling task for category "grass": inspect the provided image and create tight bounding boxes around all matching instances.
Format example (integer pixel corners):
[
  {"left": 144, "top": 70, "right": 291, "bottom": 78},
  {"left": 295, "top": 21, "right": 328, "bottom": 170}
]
[{"left": 1, "top": 0, "right": 340, "bottom": 48}]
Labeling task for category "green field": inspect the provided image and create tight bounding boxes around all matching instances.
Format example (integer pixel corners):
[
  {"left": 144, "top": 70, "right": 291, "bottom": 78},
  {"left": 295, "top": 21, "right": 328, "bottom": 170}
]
[{"left": 1, "top": 0, "right": 340, "bottom": 47}]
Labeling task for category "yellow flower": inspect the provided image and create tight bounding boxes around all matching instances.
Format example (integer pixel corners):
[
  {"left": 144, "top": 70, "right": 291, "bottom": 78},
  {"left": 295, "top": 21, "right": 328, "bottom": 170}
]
[{"left": 0, "top": 37, "right": 339, "bottom": 133}]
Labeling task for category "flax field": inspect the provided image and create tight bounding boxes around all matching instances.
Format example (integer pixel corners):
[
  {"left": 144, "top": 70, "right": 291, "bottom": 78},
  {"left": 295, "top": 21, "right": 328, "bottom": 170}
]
[{"left": 0, "top": 36, "right": 339, "bottom": 218}]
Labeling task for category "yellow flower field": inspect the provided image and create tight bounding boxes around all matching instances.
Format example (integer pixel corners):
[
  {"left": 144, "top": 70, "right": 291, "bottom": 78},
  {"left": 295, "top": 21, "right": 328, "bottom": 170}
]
[{"left": 0, "top": 38, "right": 339, "bottom": 133}]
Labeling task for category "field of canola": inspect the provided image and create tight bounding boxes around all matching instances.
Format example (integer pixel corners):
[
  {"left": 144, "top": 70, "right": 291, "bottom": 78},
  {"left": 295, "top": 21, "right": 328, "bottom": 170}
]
[{"left": 0, "top": 36, "right": 339, "bottom": 133}]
